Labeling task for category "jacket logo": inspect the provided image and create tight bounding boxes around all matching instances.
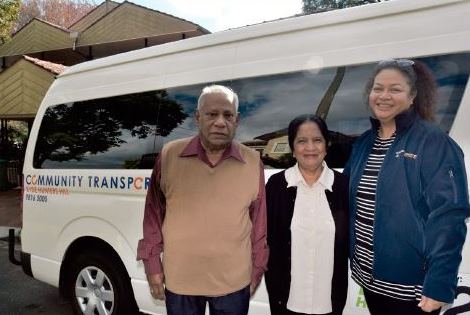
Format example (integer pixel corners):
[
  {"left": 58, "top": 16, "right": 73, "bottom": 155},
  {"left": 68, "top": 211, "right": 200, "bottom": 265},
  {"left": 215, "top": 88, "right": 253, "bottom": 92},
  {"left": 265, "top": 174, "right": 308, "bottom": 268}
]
[{"left": 395, "top": 149, "right": 417, "bottom": 160}]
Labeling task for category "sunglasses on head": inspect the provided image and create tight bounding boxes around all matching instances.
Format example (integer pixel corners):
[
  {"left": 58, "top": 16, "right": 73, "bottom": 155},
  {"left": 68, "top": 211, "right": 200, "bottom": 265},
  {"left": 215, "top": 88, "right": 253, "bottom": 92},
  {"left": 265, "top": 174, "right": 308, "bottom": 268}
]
[{"left": 377, "top": 58, "right": 415, "bottom": 68}]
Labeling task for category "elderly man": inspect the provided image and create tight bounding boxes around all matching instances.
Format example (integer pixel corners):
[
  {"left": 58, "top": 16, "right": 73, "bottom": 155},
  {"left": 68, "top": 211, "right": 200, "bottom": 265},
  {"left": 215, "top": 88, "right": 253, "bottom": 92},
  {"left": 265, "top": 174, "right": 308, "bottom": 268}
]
[{"left": 137, "top": 85, "right": 268, "bottom": 315}]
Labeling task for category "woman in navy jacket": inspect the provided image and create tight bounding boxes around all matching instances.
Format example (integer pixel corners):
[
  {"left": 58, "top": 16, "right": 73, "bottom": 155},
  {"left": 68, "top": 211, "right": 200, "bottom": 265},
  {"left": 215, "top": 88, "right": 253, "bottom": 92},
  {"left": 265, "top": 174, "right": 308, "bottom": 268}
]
[
  {"left": 265, "top": 115, "right": 349, "bottom": 315},
  {"left": 344, "top": 59, "right": 470, "bottom": 315}
]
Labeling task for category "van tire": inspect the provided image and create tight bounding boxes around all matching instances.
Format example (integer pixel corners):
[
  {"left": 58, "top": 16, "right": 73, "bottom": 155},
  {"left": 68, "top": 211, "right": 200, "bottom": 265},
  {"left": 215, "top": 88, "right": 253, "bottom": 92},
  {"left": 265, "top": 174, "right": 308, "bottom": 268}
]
[{"left": 66, "top": 249, "right": 138, "bottom": 315}]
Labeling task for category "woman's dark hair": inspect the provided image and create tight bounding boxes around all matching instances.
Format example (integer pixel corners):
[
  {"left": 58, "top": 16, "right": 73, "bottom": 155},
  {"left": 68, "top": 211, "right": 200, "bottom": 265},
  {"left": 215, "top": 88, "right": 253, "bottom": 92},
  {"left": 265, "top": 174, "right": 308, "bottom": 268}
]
[
  {"left": 287, "top": 114, "right": 329, "bottom": 151},
  {"left": 364, "top": 59, "right": 437, "bottom": 121}
]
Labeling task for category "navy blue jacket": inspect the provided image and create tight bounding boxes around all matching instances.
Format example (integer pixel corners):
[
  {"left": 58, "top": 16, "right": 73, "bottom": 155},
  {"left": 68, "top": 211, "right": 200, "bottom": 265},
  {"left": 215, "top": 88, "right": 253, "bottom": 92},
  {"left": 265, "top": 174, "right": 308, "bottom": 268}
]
[{"left": 344, "top": 109, "right": 470, "bottom": 303}]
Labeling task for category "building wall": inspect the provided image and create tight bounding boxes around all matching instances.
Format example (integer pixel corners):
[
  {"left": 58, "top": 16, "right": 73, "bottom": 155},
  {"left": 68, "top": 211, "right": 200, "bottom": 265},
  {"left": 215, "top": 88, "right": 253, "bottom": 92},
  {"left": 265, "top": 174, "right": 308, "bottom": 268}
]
[
  {"left": 0, "top": 59, "right": 54, "bottom": 119},
  {"left": 69, "top": 1, "right": 120, "bottom": 32},
  {"left": 0, "top": 20, "right": 71, "bottom": 57},
  {"left": 78, "top": 3, "right": 200, "bottom": 46}
]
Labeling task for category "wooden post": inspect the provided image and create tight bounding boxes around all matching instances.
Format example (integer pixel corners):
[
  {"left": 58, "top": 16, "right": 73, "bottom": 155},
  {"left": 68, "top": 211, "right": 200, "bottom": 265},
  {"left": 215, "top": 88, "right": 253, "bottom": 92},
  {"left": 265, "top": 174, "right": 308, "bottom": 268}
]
[
  {"left": 0, "top": 119, "right": 6, "bottom": 158},
  {"left": 88, "top": 46, "right": 93, "bottom": 60}
]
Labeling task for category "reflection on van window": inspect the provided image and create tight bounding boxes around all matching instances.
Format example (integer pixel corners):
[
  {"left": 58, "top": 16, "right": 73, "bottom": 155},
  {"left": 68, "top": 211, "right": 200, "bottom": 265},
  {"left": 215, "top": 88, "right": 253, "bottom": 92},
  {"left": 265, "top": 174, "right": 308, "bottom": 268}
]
[
  {"left": 34, "top": 53, "right": 470, "bottom": 169},
  {"left": 33, "top": 91, "right": 187, "bottom": 169},
  {"left": 164, "top": 53, "right": 470, "bottom": 168}
]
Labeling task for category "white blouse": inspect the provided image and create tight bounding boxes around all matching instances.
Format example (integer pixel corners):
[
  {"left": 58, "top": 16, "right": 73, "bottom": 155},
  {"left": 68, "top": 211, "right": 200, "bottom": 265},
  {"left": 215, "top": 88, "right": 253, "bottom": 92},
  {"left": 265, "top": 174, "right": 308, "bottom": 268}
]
[{"left": 285, "top": 162, "right": 336, "bottom": 314}]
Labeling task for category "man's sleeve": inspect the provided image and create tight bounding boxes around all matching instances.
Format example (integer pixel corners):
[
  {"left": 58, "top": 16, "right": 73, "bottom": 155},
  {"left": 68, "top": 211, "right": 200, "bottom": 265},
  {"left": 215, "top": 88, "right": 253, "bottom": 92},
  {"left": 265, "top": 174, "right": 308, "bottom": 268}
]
[
  {"left": 249, "top": 160, "right": 269, "bottom": 288},
  {"left": 136, "top": 155, "right": 166, "bottom": 275}
]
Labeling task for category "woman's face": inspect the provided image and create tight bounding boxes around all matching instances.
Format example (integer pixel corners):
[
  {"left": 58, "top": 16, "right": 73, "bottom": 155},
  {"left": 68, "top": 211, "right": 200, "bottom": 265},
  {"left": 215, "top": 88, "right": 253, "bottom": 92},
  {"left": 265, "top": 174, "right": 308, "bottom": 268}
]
[
  {"left": 293, "top": 121, "right": 327, "bottom": 173},
  {"left": 369, "top": 68, "right": 415, "bottom": 125}
]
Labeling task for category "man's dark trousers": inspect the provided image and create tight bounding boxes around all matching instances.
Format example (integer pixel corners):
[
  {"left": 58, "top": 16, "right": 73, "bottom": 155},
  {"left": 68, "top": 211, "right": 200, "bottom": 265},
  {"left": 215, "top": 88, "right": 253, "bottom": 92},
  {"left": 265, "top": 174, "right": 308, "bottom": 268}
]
[{"left": 165, "top": 285, "right": 250, "bottom": 315}]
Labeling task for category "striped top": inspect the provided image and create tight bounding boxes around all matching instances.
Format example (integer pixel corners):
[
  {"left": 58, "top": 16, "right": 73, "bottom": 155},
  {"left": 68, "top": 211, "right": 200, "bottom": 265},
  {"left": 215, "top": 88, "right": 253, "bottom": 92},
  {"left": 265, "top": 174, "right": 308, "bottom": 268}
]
[{"left": 351, "top": 133, "right": 422, "bottom": 301}]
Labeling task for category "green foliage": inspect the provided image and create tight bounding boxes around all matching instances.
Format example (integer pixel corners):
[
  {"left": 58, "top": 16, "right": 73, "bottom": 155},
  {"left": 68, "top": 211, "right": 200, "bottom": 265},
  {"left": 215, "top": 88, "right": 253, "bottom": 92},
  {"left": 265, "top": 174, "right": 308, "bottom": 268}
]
[
  {"left": 0, "top": 121, "right": 28, "bottom": 160},
  {"left": 0, "top": 0, "right": 21, "bottom": 45},
  {"left": 302, "top": 0, "right": 387, "bottom": 14},
  {"left": 33, "top": 90, "right": 188, "bottom": 167}
]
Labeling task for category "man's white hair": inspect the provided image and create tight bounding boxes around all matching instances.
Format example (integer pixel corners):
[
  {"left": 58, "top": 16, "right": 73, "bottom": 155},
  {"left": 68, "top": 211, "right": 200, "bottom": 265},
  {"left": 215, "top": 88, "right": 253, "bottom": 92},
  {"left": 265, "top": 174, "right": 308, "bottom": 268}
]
[{"left": 197, "top": 85, "right": 239, "bottom": 111}]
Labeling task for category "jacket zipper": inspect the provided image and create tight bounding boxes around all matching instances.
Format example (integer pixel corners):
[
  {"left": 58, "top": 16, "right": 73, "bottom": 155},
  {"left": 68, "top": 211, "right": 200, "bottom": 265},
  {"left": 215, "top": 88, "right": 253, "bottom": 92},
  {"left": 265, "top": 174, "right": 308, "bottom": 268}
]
[
  {"left": 370, "top": 135, "right": 398, "bottom": 279},
  {"left": 449, "top": 169, "right": 458, "bottom": 204}
]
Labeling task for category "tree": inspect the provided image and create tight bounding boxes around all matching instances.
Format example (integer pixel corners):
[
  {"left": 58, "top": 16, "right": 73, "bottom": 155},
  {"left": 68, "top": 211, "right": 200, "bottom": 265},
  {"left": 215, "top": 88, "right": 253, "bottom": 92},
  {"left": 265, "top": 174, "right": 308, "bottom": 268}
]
[
  {"left": 302, "top": 0, "right": 388, "bottom": 14},
  {"left": 14, "top": 0, "right": 96, "bottom": 32},
  {"left": 0, "top": 0, "right": 21, "bottom": 44},
  {"left": 33, "top": 90, "right": 189, "bottom": 168}
]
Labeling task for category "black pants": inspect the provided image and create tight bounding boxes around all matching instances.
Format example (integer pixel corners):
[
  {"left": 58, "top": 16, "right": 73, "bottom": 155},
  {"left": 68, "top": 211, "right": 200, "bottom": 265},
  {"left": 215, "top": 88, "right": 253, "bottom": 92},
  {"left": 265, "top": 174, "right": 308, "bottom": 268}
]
[
  {"left": 270, "top": 301, "right": 338, "bottom": 315},
  {"left": 284, "top": 310, "right": 336, "bottom": 315},
  {"left": 363, "top": 287, "right": 441, "bottom": 315}
]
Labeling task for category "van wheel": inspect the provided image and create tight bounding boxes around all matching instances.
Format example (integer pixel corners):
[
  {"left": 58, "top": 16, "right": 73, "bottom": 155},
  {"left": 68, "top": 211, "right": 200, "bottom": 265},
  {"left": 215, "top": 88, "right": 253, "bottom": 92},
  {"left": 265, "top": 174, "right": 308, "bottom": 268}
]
[{"left": 66, "top": 250, "right": 138, "bottom": 315}]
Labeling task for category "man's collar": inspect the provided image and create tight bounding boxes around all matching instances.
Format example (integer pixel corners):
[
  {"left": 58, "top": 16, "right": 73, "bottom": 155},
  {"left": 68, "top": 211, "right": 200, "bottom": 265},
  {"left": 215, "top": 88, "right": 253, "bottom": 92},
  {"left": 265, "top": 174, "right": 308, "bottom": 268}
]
[{"left": 179, "top": 136, "right": 245, "bottom": 163}]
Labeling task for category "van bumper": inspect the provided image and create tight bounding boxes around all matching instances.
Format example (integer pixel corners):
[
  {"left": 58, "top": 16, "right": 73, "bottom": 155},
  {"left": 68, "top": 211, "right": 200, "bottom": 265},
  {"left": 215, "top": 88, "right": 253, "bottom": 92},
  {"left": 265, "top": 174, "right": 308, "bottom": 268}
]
[
  {"left": 8, "top": 228, "right": 33, "bottom": 278},
  {"left": 21, "top": 251, "right": 33, "bottom": 277}
]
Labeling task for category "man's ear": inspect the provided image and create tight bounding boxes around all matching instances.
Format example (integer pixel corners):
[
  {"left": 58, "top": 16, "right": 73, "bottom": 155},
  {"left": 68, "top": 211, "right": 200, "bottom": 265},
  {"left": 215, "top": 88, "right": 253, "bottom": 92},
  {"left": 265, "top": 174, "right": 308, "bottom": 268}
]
[{"left": 195, "top": 110, "right": 200, "bottom": 126}]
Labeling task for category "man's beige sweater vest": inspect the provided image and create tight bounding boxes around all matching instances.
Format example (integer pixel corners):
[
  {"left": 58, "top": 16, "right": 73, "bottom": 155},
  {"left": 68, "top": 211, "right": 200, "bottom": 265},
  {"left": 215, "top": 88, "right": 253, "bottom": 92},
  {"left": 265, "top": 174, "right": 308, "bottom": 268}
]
[{"left": 160, "top": 138, "right": 260, "bottom": 296}]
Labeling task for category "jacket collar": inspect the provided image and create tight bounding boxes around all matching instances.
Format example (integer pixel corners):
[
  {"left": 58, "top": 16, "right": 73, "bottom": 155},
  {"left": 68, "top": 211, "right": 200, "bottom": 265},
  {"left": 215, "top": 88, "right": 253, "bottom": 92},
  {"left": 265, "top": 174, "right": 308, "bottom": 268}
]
[{"left": 370, "top": 109, "right": 418, "bottom": 135}]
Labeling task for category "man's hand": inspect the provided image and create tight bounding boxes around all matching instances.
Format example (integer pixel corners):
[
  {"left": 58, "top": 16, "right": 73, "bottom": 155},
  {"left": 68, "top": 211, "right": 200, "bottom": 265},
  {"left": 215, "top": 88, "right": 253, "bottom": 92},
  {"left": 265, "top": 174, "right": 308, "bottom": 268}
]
[
  {"left": 418, "top": 296, "right": 446, "bottom": 312},
  {"left": 147, "top": 273, "right": 165, "bottom": 300}
]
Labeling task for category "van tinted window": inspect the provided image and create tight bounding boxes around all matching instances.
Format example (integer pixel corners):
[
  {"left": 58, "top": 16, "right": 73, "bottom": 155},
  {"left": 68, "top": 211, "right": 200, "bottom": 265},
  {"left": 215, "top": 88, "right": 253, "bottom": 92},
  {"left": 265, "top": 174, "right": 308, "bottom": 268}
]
[
  {"left": 164, "top": 53, "right": 470, "bottom": 168},
  {"left": 34, "top": 53, "right": 470, "bottom": 169},
  {"left": 33, "top": 91, "right": 187, "bottom": 169}
]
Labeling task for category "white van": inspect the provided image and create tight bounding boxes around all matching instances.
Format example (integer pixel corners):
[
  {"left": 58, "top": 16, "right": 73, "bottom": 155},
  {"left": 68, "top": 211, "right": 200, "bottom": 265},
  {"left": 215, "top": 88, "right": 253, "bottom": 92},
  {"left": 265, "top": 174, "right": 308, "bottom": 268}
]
[{"left": 14, "top": 0, "right": 470, "bottom": 314}]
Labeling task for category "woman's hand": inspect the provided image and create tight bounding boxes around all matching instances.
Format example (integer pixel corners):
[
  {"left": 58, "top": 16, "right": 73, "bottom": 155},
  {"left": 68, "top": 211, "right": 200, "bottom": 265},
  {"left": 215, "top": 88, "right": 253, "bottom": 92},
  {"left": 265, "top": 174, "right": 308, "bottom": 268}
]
[{"left": 418, "top": 296, "right": 446, "bottom": 312}]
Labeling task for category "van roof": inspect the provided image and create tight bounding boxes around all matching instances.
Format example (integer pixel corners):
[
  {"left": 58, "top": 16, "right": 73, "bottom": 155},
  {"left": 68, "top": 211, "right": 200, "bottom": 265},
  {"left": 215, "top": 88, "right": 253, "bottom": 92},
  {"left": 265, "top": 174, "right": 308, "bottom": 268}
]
[
  {"left": 60, "top": 0, "right": 457, "bottom": 77},
  {"left": 43, "top": 0, "right": 469, "bottom": 106}
]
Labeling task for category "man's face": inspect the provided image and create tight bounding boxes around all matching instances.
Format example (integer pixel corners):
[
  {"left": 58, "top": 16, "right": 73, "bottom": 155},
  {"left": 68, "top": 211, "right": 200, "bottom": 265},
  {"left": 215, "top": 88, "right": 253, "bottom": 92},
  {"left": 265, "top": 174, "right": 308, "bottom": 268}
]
[{"left": 196, "top": 93, "right": 239, "bottom": 152}]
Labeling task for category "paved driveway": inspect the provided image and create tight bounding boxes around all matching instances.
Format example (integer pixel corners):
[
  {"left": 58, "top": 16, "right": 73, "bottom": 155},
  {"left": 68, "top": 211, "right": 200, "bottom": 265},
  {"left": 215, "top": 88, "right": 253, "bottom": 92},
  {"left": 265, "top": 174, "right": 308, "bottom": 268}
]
[{"left": 0, "top": 239, "right": 73, "bottom": 315}]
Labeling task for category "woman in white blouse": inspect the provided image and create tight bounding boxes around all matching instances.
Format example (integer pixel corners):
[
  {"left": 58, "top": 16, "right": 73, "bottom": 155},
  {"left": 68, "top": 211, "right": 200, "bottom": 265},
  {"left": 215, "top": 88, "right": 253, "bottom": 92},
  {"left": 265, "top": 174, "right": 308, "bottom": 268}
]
[{"left": 265, "top": 114, "right": 349, "bottom": 315}]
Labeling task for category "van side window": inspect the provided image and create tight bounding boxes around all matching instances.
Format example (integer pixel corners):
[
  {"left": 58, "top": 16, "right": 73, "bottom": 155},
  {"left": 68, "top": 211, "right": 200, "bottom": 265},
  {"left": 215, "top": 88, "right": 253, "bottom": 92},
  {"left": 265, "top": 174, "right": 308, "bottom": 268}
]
[
  {"left": 33, "top": 91, "right": 187, "bottom": 169},
  {"left": 162, "top": 53, "right": 470, "bottom": 169},
  {"left": 34, "top": 53, "right": 470, "bottom": 170}
]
